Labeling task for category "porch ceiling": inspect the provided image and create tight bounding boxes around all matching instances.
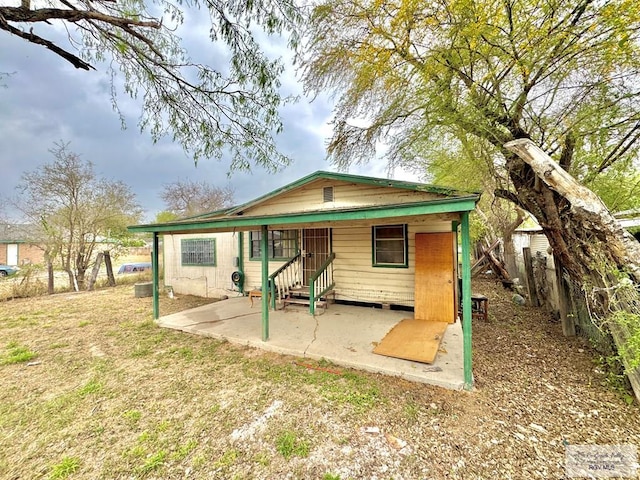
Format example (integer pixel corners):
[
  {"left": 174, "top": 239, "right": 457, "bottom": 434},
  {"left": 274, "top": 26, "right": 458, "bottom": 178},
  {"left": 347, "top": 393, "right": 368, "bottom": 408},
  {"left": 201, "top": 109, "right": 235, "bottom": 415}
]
[{"left": 129, "top": 195, "right": 479, "bottom": 235}]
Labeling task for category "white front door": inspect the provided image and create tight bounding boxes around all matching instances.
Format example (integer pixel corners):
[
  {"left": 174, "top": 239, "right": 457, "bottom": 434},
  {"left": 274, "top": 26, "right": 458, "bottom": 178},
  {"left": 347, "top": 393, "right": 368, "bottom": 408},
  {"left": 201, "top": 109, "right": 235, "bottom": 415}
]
[{"left": 7, "top": 244, "right": 18, "bottom": 265}]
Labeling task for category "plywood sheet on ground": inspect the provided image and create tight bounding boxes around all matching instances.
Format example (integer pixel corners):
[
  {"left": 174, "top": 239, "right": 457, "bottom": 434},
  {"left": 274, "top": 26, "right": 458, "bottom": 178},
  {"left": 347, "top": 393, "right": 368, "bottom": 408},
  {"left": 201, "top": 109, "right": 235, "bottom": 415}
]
[{"left": 373, "top": 319, "right": 448, "bottom": 364}]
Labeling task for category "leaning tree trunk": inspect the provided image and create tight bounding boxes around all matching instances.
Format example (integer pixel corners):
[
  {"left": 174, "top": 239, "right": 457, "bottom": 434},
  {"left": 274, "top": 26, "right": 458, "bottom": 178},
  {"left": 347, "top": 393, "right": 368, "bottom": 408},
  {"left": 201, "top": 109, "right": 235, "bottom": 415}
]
[
  {"left": 503, "top": 139, "right": 640, "bottom": 286},
  {"left": 503, "top": 139, "right": 640, "bottom": 401}
]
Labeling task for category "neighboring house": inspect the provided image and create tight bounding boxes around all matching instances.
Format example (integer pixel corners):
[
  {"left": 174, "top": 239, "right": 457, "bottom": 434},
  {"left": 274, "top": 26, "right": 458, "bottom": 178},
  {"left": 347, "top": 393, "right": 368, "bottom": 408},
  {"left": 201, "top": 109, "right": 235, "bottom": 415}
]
[
  {"left": 131, "top": 170, "right": 480, "bottom": 326},
  {"left": 615, "top": 209, "right": 640, "bottom": 241},
  {"left": 0, "top": 224, "right": 45, "bottom": 266},
  {"left": 512, "top": 210, "right": 640, "bottom": 313}
]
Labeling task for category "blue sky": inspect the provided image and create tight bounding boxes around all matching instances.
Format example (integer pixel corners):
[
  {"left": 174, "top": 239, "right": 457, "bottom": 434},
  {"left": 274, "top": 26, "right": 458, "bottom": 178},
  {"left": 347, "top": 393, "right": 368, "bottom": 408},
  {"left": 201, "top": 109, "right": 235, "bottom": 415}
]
[{"left": 0, "top": 6, "right": 413, "bottom": 222}]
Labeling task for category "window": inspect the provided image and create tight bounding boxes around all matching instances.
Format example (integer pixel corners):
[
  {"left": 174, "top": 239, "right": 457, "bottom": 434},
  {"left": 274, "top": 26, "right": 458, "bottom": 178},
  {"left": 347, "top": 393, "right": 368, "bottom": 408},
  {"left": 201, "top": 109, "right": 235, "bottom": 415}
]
[
  {"left": 181, "top": 238, "right": 216, "bottom": 266},
  {"left": 250, "top": 230, "right": 298, "bottom": 260},
  {"left": 372, "top": 224, "right": 408, "bottom": 267}
]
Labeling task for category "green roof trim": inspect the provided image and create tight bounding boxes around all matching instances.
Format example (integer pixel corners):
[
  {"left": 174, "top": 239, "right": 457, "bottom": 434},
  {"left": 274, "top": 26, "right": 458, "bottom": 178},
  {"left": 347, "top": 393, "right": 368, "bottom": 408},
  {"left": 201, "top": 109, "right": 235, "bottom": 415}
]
[
  {"left": 223, "top": 170, "right": 478, "bottom": 217},
  {"left": 129, "top": 195, "right": 480, "bottom": 234}
]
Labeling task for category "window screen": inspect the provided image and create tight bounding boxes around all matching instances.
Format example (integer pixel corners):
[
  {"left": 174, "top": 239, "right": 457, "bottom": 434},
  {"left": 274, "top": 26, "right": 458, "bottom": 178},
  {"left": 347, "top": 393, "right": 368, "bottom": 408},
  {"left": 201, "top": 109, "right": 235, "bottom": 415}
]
[{"left": 181, "top": 238, "right": 216, "bottom": 266}]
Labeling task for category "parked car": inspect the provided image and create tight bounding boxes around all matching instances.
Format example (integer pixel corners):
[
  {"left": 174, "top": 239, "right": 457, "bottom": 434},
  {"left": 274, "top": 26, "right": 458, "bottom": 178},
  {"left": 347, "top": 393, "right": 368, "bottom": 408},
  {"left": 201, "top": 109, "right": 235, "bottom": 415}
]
[
  {"left": 0, "top": 265, "right": 19, "bottom": 277},
  {"left": 117, "top": 262, "right": 152, "bottom": 274}
]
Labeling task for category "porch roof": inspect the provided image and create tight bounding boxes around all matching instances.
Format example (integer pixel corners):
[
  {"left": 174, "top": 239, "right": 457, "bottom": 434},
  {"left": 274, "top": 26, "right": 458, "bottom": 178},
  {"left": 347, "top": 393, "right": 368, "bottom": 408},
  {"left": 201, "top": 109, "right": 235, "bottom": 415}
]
[{"left": 129, "top": 195, "right": 480, "bottom": 234}]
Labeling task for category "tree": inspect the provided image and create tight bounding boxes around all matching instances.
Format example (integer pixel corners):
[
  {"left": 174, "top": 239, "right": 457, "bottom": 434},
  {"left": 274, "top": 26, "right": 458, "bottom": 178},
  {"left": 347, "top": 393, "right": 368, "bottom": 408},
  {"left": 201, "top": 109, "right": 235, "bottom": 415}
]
[
  {"left": 300, "top": 0, "right": 640, "bottom": 398},
  {"left": 16, "top": 142, "right": 143, "bottom": 291},
  {"left": 300, "top": 0, "right": 640, "bottom": 284},
  {"left": 154, "top": 211, "right": 180, "bottom": 224},
  {"left": 160, "top": 180, "right": 235, "bottom": 217},
  {"left": 0, "top": 0, "right": 301, "bottom": 171}
]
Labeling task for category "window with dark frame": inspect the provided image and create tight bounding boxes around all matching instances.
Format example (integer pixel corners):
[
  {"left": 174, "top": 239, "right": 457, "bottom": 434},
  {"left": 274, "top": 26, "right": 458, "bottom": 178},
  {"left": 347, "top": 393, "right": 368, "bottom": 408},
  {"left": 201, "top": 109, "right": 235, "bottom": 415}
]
[
  {"left": 372, "top": 224, "right": 408, "bottom": 267},
  {"left": 250, "top": 230, "right": 298, "bottom": 260},
  {"left": 181, "top": 238, "right": 216, "bottom": 266}
]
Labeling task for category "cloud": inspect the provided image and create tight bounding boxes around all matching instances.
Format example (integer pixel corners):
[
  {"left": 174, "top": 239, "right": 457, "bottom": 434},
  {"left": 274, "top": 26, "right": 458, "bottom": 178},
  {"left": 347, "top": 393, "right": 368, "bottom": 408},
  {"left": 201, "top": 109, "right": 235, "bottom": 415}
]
[{"left": 0, "top": 6, "right": 412, "bottom": 223}]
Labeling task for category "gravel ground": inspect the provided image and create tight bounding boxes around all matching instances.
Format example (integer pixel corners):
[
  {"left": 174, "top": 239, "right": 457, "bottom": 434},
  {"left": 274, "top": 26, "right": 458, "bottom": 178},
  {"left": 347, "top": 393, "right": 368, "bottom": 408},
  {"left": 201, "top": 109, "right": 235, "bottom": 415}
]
[{"left": 0, "top": 277, "right": 638, "bottom": 479}]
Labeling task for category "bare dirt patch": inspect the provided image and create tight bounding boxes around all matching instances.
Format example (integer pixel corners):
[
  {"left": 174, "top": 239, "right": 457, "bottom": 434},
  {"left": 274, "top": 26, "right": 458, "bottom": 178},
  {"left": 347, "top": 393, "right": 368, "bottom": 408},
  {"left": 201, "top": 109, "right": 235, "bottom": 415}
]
[{"left": 0, "top": 279, "right": 638, "bottom": 479}]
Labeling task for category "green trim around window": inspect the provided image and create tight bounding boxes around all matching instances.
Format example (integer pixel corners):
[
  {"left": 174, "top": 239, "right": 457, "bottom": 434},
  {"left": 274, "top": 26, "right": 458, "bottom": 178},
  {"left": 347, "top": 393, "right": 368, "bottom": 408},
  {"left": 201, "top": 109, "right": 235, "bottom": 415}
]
[
  {"left": 181, "top": 238, "right": 216, "bottom": 266},
  {"left": 249, "top": 230, "right": 298, "bottom": 261},
  {"left": 371, "top": 224, "right": 408, "bottom": 268}
]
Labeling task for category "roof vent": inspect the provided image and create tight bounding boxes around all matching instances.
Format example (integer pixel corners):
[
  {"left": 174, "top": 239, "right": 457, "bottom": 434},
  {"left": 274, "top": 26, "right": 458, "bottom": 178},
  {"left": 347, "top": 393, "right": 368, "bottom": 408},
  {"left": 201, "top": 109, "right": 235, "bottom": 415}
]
[{"left": 323, "top": 186, "right": 334, "bottom": 202}]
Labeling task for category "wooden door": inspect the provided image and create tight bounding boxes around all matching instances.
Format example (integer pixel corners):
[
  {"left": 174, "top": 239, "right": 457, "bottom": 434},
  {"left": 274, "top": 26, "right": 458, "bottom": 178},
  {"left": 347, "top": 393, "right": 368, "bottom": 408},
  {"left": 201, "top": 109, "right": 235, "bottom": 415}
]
[
  {"left": 302, "top": 228, "right": 330, "bottom": 285},
  {"left": 414, "top": 232, "right": 456, "bottom": 323}
]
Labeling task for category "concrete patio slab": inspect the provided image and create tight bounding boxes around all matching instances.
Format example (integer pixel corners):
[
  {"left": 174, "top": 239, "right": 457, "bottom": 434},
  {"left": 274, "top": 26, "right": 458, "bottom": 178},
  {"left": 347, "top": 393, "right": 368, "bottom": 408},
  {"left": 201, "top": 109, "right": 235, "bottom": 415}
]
[{"left": 158, "top": 297, "right": 465, "bottom": 390}]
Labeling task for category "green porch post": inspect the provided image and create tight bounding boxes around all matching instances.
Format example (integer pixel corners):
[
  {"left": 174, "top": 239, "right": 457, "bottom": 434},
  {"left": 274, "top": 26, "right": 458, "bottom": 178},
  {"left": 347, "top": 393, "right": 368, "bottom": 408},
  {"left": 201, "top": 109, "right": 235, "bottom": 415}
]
[
  {"left": 261, "top": 225, "right": 269, "bottom": 341},
  {"left": 461, "top": 212, "right": 473, "bottom": 389},
  {"left": 152, "top": 232, "right": 160, "bottom": 320},
  {"left": 237, "top": 231, "right": 244, "bottom": 295}
]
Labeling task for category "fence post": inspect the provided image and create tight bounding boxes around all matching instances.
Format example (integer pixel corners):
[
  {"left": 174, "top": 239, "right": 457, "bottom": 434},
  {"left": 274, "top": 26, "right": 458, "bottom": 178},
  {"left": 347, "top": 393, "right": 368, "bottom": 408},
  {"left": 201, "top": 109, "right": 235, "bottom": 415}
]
[
  {"left": 553, "top": 253, "right": 575, "bottom": 336},
  {"left": 87, "top": 252, "right": 104, "bottom": 291},
  {"left": 522, "top": 247, "right": 539, "bottom": 307},
  {"left": 104, "top": 251, "right": 116, "bottom": 287}
]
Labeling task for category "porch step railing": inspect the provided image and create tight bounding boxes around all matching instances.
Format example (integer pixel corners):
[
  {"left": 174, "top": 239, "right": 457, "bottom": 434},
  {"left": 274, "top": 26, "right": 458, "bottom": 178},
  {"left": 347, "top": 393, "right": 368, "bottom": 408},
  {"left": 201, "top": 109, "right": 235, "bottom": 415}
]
[
  {"left": 268, "top": 252, "right": 302, "bottom": 309},
  {"left": 309, "top": 252, "right": 336, "bottom": 315}
]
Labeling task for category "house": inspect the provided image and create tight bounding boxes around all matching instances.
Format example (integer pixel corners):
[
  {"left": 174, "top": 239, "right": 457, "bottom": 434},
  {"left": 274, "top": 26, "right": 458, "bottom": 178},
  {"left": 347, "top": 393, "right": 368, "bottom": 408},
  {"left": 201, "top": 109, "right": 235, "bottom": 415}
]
[
  {"left": 0, "top": 224, "right": 45, "bottom": 266},
  {"left": 130, "top": 171, "right": 480, "bottom": 388},
  {"left": 511, "top": 210, "right": 640, "bottom": 313}
]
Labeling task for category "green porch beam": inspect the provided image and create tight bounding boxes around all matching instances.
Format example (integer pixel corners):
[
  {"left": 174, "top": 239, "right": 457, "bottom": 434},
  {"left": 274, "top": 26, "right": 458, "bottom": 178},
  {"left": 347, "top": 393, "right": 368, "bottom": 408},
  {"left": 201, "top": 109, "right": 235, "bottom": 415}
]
[
  {"left": 261, "top": 225, "right": 269, "bottom": 341},
  {"left": 152, "top": 232, "right": 160, "bottom": 320},
  {"left": 461, "top": 212, "right": 473, "bottom": 389}
]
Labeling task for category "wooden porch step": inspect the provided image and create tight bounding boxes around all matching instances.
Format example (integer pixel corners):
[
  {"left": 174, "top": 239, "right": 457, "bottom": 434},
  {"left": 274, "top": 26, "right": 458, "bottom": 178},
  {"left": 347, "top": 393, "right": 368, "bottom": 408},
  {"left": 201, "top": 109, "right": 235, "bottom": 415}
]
[{"left": 282, "top": 297, "right": 328, "bottom": 309}]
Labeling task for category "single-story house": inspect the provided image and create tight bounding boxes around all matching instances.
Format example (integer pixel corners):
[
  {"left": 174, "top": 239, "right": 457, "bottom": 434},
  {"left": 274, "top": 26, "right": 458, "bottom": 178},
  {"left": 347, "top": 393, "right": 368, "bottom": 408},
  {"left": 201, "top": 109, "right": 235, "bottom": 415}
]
[
  {"left": 129, "top": 171, "right": 480, "bottom": 388},
  {"left": 0, "top": 224, "right": 45, "bottom": 266}
]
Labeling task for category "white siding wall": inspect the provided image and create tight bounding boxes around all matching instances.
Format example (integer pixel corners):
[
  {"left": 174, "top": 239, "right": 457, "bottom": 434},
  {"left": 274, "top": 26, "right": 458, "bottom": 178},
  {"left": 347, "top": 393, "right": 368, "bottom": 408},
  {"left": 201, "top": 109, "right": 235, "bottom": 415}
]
[
  {"left": 242, "top": 179, "right": 443, "bottom": 217},
  {"left": 164, "top": 215, "right": 459, "bottom": 305},
  {"left": 163, "top": 232, "right": 241, "bottom": 298},
  {"left": 332, "top": 218, "right": 454, "bottom": 306}
]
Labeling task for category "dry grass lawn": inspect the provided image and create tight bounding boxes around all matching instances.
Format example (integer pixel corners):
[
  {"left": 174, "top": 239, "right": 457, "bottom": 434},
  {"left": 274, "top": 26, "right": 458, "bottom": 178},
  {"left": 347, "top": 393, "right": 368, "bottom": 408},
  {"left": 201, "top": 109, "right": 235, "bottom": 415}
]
[{"left": 0, "top": 277, "right": 639, "bottom": 479}]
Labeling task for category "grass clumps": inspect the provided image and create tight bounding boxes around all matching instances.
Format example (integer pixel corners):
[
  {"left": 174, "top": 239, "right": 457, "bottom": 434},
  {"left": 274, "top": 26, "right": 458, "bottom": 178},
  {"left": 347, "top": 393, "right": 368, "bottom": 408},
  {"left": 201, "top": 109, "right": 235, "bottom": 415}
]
[
  {"left": 275, "top": 430, "right": 310, "bottom": 459},
  {"left": 49, "top": 457, "right": 80, "bottom": 479},
  {"left": 0, "top": 341, "right": 36, "bottom": 365}
]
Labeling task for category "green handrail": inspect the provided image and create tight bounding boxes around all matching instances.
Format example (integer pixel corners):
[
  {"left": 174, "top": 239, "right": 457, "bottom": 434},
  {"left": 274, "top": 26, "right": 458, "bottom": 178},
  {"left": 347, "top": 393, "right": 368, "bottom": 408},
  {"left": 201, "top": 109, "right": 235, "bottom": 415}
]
[
  {"left": 309, "top": 252, "right": 336, "bottom": 283},
  {"left": 268, "top": 252, "right": 301, "bottom": 309},
  {"left": 309, "top": 252, "right": 336, "bottom": 315},
  {"left": 269, "top": 252, "right": 301, "bottom": 279}
]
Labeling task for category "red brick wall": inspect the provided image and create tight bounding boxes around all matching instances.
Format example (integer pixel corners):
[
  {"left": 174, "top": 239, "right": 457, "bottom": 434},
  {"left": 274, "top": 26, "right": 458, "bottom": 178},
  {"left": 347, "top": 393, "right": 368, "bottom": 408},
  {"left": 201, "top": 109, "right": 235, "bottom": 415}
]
[{"left": 0, "top": 244, "right": 45, "bottom": 265}]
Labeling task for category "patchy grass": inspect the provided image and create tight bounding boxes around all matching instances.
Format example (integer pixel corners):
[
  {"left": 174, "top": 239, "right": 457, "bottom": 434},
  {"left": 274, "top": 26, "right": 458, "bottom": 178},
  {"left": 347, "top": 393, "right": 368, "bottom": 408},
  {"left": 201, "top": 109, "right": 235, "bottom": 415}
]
[
  {"left": 275, "top": 430, "right": 310, "bottom": 459},
  {"left": 49, "top": 457, "right": 80, "bottom": 479},
  {"left": 0, "top": 280, "right": 639, "bottom": 479},
  {"left": 1, "top": 342, "right": 36, "bottom": 365}
]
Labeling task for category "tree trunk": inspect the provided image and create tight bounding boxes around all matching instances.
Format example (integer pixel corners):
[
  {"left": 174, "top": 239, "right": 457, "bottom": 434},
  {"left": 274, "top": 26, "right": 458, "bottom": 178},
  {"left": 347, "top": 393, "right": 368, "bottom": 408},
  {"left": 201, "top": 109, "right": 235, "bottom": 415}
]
[
  {"left": 76, "top": 270, "right": 86, "bottom": 290},
  {"left": 66, "top": 269, "right": 76, "bottom": 291},
  {"left": 504, "top": 139, "right": 640, "bottom": 402},
  {"left": 47, "top": 261, "right": 54, "bottom": 295},
  {"left": 504, "top": 139, "right": 640, "bottom": 289}
]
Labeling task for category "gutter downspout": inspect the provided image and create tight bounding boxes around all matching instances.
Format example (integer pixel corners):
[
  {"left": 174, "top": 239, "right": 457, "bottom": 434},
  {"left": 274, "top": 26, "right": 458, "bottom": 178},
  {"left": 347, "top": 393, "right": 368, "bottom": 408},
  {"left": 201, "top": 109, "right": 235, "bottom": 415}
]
[
  {"left": 261, "top": 225, "right": 269, "bottom": 341},
  {"left": 461, "top": 212, "right": 473, "bottom": 389},
  {"left": 152, "top": 232, "right": 160, "bottom": 320}
]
